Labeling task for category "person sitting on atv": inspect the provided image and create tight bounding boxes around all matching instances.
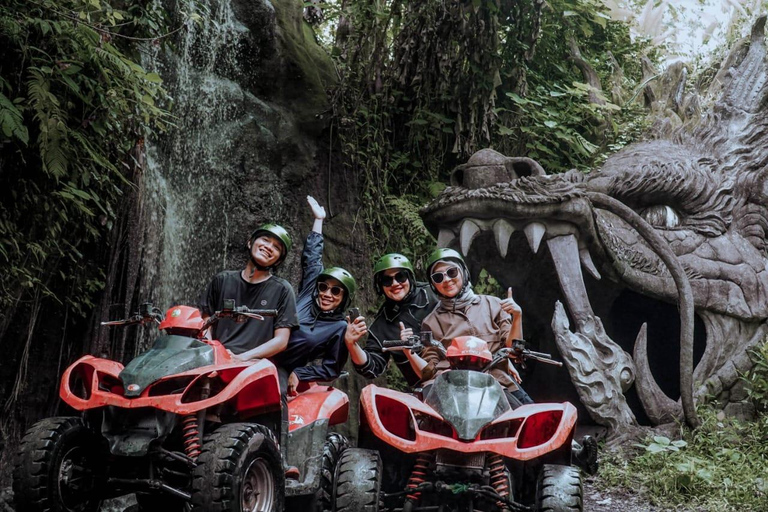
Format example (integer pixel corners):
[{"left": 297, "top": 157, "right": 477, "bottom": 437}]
[
  {"left": 344, "top": 252, "right": 437, "bottom": 387},
  {"left": 198, "top": 220, "right": 299, "bottom": 474},
  {"left": 415, "top": 248, "right": 598, "bottom": 474},
  {"left": 274, "top": 196, "right": 367, "bottom": 396},
  {"left": 198, "top": 222, "right": 298, "bottom": 362},
  {"left": 414, "top": 248, "right": 533, "bottom": 407}
]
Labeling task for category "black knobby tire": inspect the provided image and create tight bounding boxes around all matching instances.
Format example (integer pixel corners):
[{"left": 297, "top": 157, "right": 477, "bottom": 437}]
[
  {"left": 312, "top": 432, "right": 349, "bottom": 512},
  {"left": 332, "top": 448, "right": 382, "bottom": 512},
  {"left": 535, "top": 464, "right": 583, "bottom": 512},
  {"left": 13, "top": 417, "right": 104, "bottom": 512},
  {"left": 191, "top": 423, "right": 284, "bottom": 512}
]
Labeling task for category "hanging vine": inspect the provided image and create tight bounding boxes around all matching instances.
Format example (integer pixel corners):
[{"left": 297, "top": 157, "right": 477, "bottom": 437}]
[{"left": 329, "top": 0, "right": 544, "bottom": 267}]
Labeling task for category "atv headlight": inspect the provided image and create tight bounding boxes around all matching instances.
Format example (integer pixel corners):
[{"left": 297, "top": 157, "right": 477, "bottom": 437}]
[
  {"left": 375, "top": 395, "right": 416, "bottom": 441},
  {"left": 517, "top": 411, "right": 563, "bottom": 449},
  {"left": 480, "top": 418, "right": 524, "bottom": 440}
]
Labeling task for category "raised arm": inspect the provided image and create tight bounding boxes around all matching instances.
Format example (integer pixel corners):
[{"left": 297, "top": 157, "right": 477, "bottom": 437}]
[
  {"left": 308, "top": 195, "right": 325, "bottom": 234},
  {"left": 299, "top": 196, "right": 327, "bottom": 295}
]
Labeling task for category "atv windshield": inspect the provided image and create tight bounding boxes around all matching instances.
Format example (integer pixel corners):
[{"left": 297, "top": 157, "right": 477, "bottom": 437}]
[
  {"left": 119, "top": 335, "right": 214, "bottom": 397},
  {"left": 424, "top": 370, "right": 510, "bottom": 441}
]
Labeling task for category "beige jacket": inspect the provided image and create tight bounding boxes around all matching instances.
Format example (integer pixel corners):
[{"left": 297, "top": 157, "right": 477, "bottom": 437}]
[{"left": 420, "top": 295, "right": 517, "bottom": 388}]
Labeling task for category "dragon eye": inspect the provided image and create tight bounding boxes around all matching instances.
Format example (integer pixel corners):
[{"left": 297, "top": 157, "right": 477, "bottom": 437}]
[{"left": 641, "top": 205, "right": 680, "bottom": 228}]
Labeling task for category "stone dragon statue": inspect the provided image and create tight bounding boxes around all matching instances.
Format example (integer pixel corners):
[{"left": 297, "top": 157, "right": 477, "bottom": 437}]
[{"left": 421, "top": 18, "right": 768, "bottom": 437}]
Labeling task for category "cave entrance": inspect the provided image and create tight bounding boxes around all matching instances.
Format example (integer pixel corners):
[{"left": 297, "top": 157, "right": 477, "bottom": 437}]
[{"left": 607, "top": 289, "right": 707, "bottom": 424}]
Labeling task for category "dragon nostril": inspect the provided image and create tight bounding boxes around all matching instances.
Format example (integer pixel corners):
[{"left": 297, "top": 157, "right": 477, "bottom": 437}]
[
  {"left": 512, "top": 161, "right": 534, "bottom": 178},
  {"left": 452, "top": 149, "right": 547, "bottom": 189},
  {"left": 451, "top": 167, "right": 465, "bottom": 187},
  {"left": 505, "top": 157, "right": 547, "bottom": 179}
]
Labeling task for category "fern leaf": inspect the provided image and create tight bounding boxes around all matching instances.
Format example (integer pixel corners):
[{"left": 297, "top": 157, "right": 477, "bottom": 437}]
[{"left": 0, "top": 91, "right": 29, "bottom": 144}]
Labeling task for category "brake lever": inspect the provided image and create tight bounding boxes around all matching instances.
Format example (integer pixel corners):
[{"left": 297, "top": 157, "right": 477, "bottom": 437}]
[
  {"left": 238, "top": 312, "right": 265, "bottom": 321},
  {"left": 101, "top": 315, "right": 145, "bottom": 326},
  {"left": 382, "top": 342, "right": 425, "bottom": 353}
]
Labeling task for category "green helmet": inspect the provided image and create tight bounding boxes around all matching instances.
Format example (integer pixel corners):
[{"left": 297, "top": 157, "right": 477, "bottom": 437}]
[
  {"left": 372, "top": 253, "right": 415, "bottom": 294},
  {"left": 249, "top": 223, "right": 292, "bottom": 267},
  {"left": 317, "top": 267, "right": 357, "bottom": 310},
  {"left": 425, "top": 248, "right": 469, "bottom": 295}
]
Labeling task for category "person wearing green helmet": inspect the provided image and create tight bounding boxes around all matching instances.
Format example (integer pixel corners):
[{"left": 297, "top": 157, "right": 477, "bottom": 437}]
[
  {"left": 416, "top": 247, "right": 528, "bottom": 400},
  {"left": 198, "top": 220, "right": 298, "bottom": 360},
  {"left": 417, "top": 248, "right": 599, "bottom": 474},
  {"left": 275, "top": 196, "right": 367, "bottom": 397},
  {"left": 344, "top": 252, "right": 438, "bottom": 386}
]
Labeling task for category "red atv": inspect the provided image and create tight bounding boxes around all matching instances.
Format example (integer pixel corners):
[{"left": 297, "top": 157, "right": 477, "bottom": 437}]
[
  {"left": 335, "top": 335, "right": 582, "bottom": 512},
  {"left": 12, "top": 301, "right": 350, "bottom": 512}
]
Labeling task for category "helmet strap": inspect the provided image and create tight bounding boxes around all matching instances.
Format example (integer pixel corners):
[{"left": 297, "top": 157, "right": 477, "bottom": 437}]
[{"left": 248, "top": 256, "right": 272, "bottom": 273}]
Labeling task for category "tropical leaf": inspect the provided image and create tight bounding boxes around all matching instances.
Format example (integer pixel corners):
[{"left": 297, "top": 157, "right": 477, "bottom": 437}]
[{"left": 0, "top": 91, "right": 28, "bottom": 144}]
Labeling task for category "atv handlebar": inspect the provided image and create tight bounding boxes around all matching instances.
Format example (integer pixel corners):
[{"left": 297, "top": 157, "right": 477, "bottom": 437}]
[
  {"left": 381, "top": 332, "right": 446, "bottom": 354},
  {"left": 198, "top": 302, "right": 278, "bottom": 335},
  {"left": 490, "top": 339, "right": 563, "bottom": 369},
  {"left": 100, "top": 302, "right": 164, "bottom": 327}
]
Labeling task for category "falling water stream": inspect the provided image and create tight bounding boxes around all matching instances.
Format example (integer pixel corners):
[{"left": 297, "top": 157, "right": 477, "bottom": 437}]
[{"left": 141, "top": 0, "right": 250, "bottom": 316}]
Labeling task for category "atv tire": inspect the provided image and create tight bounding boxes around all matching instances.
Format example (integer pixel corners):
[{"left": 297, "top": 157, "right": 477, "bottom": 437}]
[
  {"left": 191, "top": 423, "right": 284, "bottom": 512},
  {"left": 311, "top": 432, "right": 349, "bottom": 512},
  {"left": 332, "top": 448, "right": 382, "bottom": 512},
  {"left": 535, "top": 464, "right": 583, "bottom": 512},
  {"left": 13, "top": 417, "right": 104, "bottom": 512}
]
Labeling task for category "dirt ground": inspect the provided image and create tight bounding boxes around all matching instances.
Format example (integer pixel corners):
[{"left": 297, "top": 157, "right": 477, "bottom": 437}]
[{"left": 584, "top": 475, "right": 662, "bottom": 512}]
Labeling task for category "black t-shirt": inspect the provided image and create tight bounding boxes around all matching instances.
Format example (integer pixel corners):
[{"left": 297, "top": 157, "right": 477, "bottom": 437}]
[{"left": 198, "top": 270, "right": 299, "bottom": 354}]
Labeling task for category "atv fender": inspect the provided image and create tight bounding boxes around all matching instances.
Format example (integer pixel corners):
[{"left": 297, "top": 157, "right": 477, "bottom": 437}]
[
  {"left": 360, "top": 384, "right": 577, "bottom": 460},
  {"left": 61, "top": 355, "right": 281, "bottom": 416},
  {"left": 287, "top": 383, "right": 349, "bottom": 432}
]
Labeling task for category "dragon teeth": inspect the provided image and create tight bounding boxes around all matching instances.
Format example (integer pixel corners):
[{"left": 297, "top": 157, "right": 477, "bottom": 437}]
[
  {"left": 524, "top": 222, "right": 546, "bottom": 254},
  {"left": 437, "top": 228, "right": 456, "bottom": 248},
  {"left": 492, "top": 219, "right": 515, "bottom": 259},
  {"left": 459, "top": 219, "right": 482, "bottom": 256},
  {"left": 579, "top": 246, "right": 601, "bottom": 280}
]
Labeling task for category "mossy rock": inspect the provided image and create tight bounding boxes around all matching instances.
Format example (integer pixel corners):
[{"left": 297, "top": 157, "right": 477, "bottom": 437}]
[{"left": 272, "top": 0, "right": 336, "bottom": 130}]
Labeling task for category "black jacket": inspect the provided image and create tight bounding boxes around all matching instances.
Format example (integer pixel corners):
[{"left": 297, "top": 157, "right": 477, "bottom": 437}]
[{"left": 353, "top": 283, "right": 436, "bottom": 386}]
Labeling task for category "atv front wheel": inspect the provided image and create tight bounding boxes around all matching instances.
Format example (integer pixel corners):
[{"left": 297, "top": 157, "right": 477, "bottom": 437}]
[
  {"left": 13, "top": 417, "right": 104, "bottom": 512},
  {"left": 191, "top": 423, "right": 284, "bottom": 512},
  {"left": 332, "top": 448, "right": 382, "bottom": 512},
  {"left": 311, "top": 432, "right": 348, "bottom": 512},
  {"left": 535, "top": 464, "right": 583, "bottom": 512}
]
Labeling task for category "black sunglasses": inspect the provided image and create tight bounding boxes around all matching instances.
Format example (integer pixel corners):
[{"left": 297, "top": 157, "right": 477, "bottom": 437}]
[
  {"left": 317, "top": 281, "right": 344, "bottom": 297},
  {"left": 379, "top": 270, "right": 409, "bottom": 287},
  {"left": 430, "top": 266, "right": 460, "bottom": 283}
]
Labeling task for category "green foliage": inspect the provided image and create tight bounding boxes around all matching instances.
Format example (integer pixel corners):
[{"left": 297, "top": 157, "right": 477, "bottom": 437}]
[
  {"left": 496, "top": 0, "right": 653, "bottom": 172},
  {"left": 0, "top": 0, "right": 174, "bottom": 317},
  {"left": 320, "top": 0, "right": 653, "bottom": 266},
  {"left": 600, "top": 408, "right": 768, "bottom": 511},
  {"left": 472, "top": 269, "right": 502, "bottom": 296},
  {"left": 635, "top": 435, "right": 688, "bottom": 454},
  {"left": 743, "top": 338, "right": 768, "bottom": 413}
]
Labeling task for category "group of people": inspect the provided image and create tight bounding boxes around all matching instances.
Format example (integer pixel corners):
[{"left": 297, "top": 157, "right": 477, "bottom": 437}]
[{"left": 197, "top": 196, "right": 597, "bottom": 476}]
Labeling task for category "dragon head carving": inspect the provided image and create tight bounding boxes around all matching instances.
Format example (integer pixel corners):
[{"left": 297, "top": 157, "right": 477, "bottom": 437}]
[{"left": 421, "top": 18, "right": 768, "bottom": 434}]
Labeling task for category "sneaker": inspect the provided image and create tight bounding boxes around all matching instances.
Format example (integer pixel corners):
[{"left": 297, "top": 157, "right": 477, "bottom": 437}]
[
  {"left": 284, "top": 465, "right": 300, "bottom": 480},
  {"left": 573, "top": 435, "right": 598, "bottom": 475}
]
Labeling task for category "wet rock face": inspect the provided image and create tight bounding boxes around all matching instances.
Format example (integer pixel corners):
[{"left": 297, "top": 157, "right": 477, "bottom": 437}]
[
  {"left": 139, "top": 0, "right": 338, "bottom": 313},
  {"left": 421, "top": 19, "right": 768, "bottom": 435}
]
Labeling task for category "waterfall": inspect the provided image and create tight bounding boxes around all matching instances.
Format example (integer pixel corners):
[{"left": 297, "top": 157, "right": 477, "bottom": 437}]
[{"left": 141, "top": 0, "right": 254, "bottom": 315}]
